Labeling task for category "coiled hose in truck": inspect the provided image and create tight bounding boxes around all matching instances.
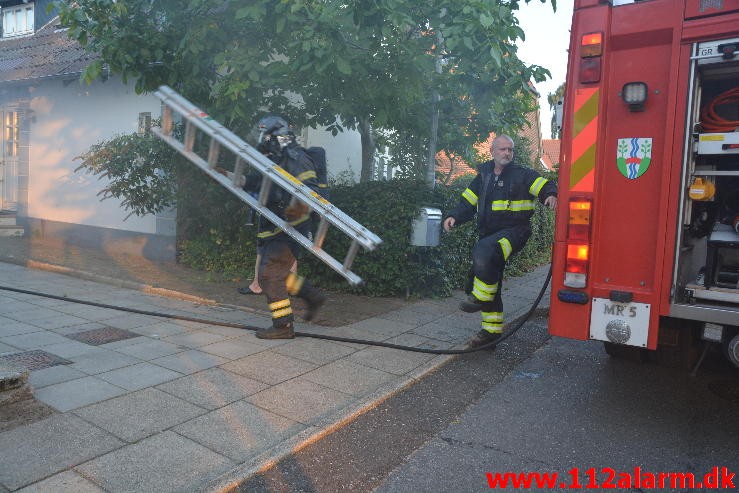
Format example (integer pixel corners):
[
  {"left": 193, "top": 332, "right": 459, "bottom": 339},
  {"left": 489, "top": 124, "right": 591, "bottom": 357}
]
[{"left": 700, "top": 87, "right": 739, "bottom": 133}]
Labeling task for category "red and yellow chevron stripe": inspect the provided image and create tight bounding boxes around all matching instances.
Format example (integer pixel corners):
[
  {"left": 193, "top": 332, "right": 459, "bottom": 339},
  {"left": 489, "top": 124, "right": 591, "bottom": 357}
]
[{"left": 569, "top": 87, "right": 599, "bottom": 192}]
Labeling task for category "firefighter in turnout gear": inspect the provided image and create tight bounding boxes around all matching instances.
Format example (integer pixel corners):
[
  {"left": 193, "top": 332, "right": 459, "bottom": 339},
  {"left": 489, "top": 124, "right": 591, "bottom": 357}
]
[
  {"left": 244, "top": 115, "right": 327, "bottom": 339},
  {"left": 444, "top": 135, "right": 557, "bottom": 348}
]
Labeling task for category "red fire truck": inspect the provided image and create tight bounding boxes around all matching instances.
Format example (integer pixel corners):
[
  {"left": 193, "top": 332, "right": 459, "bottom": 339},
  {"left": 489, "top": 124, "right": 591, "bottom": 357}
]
[{"left": 549, "top": 0, "right": 739, "bottom": 367}]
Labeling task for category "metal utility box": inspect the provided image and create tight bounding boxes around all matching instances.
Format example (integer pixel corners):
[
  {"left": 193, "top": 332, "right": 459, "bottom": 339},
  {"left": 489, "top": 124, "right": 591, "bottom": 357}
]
[{"left": 411, "top": 207, "right": 442, "bottom": 247}]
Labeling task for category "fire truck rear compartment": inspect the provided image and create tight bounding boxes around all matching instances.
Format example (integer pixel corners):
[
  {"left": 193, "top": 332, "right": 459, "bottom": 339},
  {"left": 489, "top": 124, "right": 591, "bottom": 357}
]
[{"left": 675, "top": 41, "right": 739, "bottom": 326}]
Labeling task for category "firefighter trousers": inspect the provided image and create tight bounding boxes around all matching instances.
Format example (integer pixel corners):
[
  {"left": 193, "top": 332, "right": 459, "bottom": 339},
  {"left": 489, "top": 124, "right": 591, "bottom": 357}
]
[
  {"left": 469, "top": 225, "right": 531, "bottom": 333},
  {"left": 258, "top": 235, "right": 322, "bottom": 328}
]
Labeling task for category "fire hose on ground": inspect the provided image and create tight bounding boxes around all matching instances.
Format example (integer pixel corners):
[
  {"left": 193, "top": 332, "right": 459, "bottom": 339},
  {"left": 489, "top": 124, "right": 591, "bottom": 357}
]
[{"left": 0, "top": 266, "right": 551, "bottom": 355}]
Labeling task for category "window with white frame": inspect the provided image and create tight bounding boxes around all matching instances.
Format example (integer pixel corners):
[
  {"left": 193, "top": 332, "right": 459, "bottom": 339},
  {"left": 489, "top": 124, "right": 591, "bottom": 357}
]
[
  {"left": 2, "top": 3, "right": 34, "bottom": 38},
  {"left": 4, "top": 111, "right": 19, "bottom": 157}
]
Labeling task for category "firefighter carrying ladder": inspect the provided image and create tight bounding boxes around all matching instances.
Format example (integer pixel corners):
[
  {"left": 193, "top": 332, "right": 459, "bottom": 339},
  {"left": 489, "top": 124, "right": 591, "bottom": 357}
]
[{"left": 151, "top": 85, "right": 382, "bottom": 286}]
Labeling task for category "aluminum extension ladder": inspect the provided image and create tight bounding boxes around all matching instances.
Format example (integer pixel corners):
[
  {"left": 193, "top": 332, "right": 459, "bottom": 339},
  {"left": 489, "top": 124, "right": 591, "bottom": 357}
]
[{"left": 151, "top": 85, "right": 382, "bottom": 285}]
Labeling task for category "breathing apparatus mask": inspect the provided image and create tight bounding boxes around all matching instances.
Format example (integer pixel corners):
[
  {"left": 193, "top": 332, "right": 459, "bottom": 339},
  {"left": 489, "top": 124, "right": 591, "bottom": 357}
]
[{"left": 257, "top": 115, "right": 294, "bottom": 160}]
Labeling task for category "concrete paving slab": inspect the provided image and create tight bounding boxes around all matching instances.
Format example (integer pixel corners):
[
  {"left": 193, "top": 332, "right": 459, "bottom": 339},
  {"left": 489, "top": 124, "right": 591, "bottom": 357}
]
[
  {"left": 49, "top": 322, "right": 107, "bottom": 336},
  {"left": 0, "top": 414, "right": 124, "bottom": 491},
  {"left": 411, "top": 318, "right": 478, "bottom": 342},
  {"left": 0, "top": 301, "right": 37, "bottom": 316},
  {"left": 15, "top": 470, "right": 104, "bottom": 493},
  {"left": 112, "top": 338, "right": 185, "bottom": 360},
  {"left": 221, "top": 350, "right": 318, "bottom": 385},
  {"left": 382, "top": 332, "right": 457, "bottom": 350},
  {"left": 302, "top": 358, "right": 399, "bottom": 397},
  {"left": 150, "top": 349, "right": 229, "bottom": 374},
  {"left": 374, "top": 307, "right": 443, "bottom": 325},
  {"left": 0, "top": 341, "right": 18, "bottom": 353},
  {"left": 96, "top": 362, "right": 182, "bottom": 391},
  {"left": 344, "top": 318, "right": 417, "bottom": 338},
  {"left": 33, "top": 375, "right": 128, "bottom": 412},
  {"left": 34, "top": 340, "right": 102, "bottom": 359},
  {"left": 72, "top": 387, "right": 207, "bottom": 443},
  {"left": 75, "top": 431, "right": 235, "bottom": 493},
  {"left": 200, "top": 324, "right": 258, "bottom": 338},
  {"left": 98, "top": 314, "right": 160, "bottom": 330},
  {"left": 173, "top": 400, "right": 306, "bottom": 462},
  {"left": 0, "top": 318, "right": 42, "bottom": 338},
  {"left": 160, "top": 330, "right": 229, "bottom": 349},
  {"left": 0, "top": 331, "right": 70, "bottom": 350},
  {"left": 3, "top": 307, "right": 63, "bottom": 322},
  {"left": 128, "top": 320, "right": 195, "bottom": 338},
  {"left": 51, "top": 304, "right": 121, "bottom": 321},
  {"left": 96, "top": 334, "right": 150, "bottom": 350},
  {"left": 156, "top": 367, "right": 268, "bottom": 410},
  {"left": 69, "top": 348, "right": 143, "bottom": 375},
  {"left": 23, "top": 314, "right": 91, "bottom": 330},
  {"left": 347, "top": 344, "right": 435, "bottom": 376},
  {"left": 28, "top": 364, "right": 87, "bottom": 389},
  {"left": 198, "top": 337, "right": 267, "bottom": 360},
  {"left": 272, "top": 337, "right": 355, "bottom": 365},
  {"left": 247, "top": 378, "right": 356, "bottom": 426}
]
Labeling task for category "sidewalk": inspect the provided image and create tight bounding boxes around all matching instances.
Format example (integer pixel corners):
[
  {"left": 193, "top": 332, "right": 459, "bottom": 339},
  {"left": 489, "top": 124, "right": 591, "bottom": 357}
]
[{"left": 0, "top": 260, "right": 551, "bottom": 492}]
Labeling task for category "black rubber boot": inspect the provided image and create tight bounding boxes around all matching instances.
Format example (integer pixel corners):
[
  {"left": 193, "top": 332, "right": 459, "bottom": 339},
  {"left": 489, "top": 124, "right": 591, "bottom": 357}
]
[
  {"left": 298, "top": 283, "right": 327, "bottom": 322},
  {"left": 459, "top": 295, "right": 484, "bottom": 313},
  {"left": 256, "top": 322, "right": 295, "bottom": 339},
  {"left": 467, "top": 329, "right": 501, "bottom": 349},
  {"left": 303, "top": 291, "right": 326, "bottom": 321}
]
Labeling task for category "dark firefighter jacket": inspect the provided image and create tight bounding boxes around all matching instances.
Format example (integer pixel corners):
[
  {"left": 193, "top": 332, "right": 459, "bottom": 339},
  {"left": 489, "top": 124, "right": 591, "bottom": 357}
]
[
  {"left": 244, "top": 144, "right": 321, "bottom": 242},
  {"left": 447, "top": 160, "right": 557, "bottom": 238}
]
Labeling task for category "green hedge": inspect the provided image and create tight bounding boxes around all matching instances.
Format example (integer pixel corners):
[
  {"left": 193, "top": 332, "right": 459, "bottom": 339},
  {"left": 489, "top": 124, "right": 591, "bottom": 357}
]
[{"left": 177, "top": 171, "right": 555, "bottom": 298}]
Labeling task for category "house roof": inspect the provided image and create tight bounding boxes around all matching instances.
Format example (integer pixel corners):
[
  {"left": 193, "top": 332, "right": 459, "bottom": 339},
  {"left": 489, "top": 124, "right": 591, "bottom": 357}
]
[
  {"left": 0, "top": 19, "right": 95, "bottom": 84},
  {"left": 436, "top": 106, "right": 544, "bottom": 183},
  {"left": 541, "top": 139, "right": 561, "bottom": 171}
]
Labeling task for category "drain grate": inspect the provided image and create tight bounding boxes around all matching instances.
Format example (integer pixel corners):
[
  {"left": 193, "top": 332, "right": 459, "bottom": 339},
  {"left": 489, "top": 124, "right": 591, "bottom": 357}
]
[
  {"left": 0, "top": 350, "right": 72, "bottom": 371},
  {"left": 66, "top": 327, "right": 140, "bottom": 346}
]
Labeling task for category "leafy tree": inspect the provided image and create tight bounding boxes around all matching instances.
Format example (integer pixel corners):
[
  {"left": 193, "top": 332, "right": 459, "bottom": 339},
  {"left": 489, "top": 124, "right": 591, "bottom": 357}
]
[
  {"left": 74, "top": 131, "right": 178, "bottom": 219},
  {"left": 547, "top": 81, "right": 566, "bottom": 139},
  {"left": 56, "top": 0, "right": 555, "bottom": 182}
]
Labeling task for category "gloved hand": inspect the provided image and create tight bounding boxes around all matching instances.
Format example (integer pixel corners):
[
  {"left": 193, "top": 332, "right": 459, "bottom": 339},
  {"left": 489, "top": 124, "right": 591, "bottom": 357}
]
[
  {"left": 284, "top": 201, "right": 309, "bottom": 221},
  {"left": 214, "top": 167, "right": 245, "bottom": 187}
]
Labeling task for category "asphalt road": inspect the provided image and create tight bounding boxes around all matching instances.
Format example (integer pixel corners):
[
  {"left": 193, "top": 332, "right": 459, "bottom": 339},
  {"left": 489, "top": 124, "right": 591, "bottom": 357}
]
[{"left": 236, "top": 318, "right": 739, "bottom": 492}]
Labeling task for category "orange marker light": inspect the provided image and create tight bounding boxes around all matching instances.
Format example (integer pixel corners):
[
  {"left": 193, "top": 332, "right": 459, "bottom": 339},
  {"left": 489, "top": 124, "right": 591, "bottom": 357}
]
[{"left": 580, "top": 32, "right": 603, "bottom": 58}]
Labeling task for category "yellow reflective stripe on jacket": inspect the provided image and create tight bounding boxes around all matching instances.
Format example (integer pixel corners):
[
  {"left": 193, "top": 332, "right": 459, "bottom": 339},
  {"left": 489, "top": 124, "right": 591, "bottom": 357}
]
[
  {"left": 498, "top": 237, "right": 513, "bottom": 261},
  {"left": 529, "top": 177, "right": 548, "bottom": 197},
  {"left": 491, "top": 200, "right": 536, "bottom": 212},
  {"left": 462, "top": 188, "right": 478, "bottom": 206},
  {"left": 297, "top": 170, "right": 317, "bottom": 182},
  {"left": 507, "top": 200, "right": 536, "bottom": 211}
]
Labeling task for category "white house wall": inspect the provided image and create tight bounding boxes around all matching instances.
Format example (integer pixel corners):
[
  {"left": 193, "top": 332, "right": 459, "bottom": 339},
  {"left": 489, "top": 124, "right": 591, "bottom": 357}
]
[
  {"left": 301, "top": 125, "right": 362, "bottom": 183},
  {"left": 28, "top": 76, "right": 161, "bottom": 233}
]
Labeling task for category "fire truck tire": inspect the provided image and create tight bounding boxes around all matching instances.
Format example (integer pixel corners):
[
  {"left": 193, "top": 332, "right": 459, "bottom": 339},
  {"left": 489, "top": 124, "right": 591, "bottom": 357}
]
[
  {"left": 603, "top": 342, "right": 650, "bottom": 363},
  {"left": 721, "top": 328, "right": 739, "bottom": 368}
]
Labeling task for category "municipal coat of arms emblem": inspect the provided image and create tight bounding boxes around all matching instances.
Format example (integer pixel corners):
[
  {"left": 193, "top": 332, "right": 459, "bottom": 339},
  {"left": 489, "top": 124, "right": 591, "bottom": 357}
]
[{"left": 617, "top": 137, "right": 652, "bottom": 180}]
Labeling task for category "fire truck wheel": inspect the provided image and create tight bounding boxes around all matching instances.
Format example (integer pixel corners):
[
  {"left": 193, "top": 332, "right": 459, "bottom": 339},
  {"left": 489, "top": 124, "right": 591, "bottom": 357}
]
[
  {"left": 603, "top": 342, "right": 650, "bottom": 363},
  {"left": 721, "top": 328, "right": 739, "bottom": 368}
]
